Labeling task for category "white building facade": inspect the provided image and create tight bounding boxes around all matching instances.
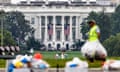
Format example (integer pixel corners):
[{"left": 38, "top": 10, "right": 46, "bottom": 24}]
[{"left": 0, "top": 0, "right": 116, "bottom": 50}]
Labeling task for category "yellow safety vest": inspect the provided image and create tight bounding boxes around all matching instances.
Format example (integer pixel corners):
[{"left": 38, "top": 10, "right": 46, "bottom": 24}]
[{"left": 88, "top": 25, "right": 99, "bottom": 42}]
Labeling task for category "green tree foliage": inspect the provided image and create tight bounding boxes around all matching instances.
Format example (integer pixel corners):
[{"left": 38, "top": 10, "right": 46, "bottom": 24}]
[
  {"left": 0, "top": 10, "right": 34, "bottom": 48},
  {"left": 111, "top": 5, "right": 120, "bottom": 35},
  {"left": 4, "top": 11, "right": 34, "bottom": 43},
  {"left": 81, "top": 22, "right": 89, "bottom": 40},
  {"left": 26, "top": 36, "right": 42, "bottom": 50},
  {"left": 0, "top": 29, "right": 16, "bottom": 46},
  {"left": 97, "top": 13, "right": 112, "bottom": 42},
  {"left": 103, "top": 33, "right": 120, "bottom": 56},
  {"left": 0, "top": 11, "right": 16, "bottom": 46},
  {"left": 87, "top": 11, "right": 99, "bottom": 22}
]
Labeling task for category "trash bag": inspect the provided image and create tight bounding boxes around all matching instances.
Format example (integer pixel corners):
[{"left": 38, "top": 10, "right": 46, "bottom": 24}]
[
  {"left": 14, "top": 60, "right": 23, "bottom": 68},
  {"left": 33, "top": 53, "right": 42, "bottom": 60},
  {"left": 102, "top": 60, "right": 120, "bottom": 70},
  {"left": 21, "top": 58, "right": 28, "bottom": 64},
  {"left": 81, "top": 40, "right": 107, "bottom": 59},
  {"left": 39, "top": 63, "right": 47, "bottom": 69},
  {"left": 8, "top": 63, "right": 15, "bottom": 72}
]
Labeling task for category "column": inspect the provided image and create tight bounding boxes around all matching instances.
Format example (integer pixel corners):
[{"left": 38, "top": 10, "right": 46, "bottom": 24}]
[
  {"left": 34, "top": 16, "right": 38, "bottom": 39},
  {"left": 36, "top": 16, "right": 40, "bottom": 39},
  {"left": 53, "top": 15, "right": 56, "bottom": 42},
  {"left": 36, "top": 16, "right": 38, "bottom": 39},
  {"left": 76, "top": 16, "right": 78, "bottom": 40},
  {"left": 44, "top": 16, "right": 48, "bottom": 43},
  {"left": 39, "top": 16, "right": 41, "bottom": 40},
  {"left": 70, "top": 16, "right": 72, "bottom": 42},
  {"left": 53, "top": 15, "right": 56, "bottom": 47},
  {"left": 62, "top": 16, "right": 64, "bottom": 42}
]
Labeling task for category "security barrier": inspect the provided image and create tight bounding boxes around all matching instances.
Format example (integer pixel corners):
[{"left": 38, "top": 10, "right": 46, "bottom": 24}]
[{"left": 0, "top": 46, "right": 20, "bottom": 59}]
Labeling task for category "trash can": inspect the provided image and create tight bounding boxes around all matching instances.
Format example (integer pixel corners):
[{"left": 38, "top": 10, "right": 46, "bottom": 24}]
[{"left": 65, "top": 67, "right": 88, "bottom": 72}]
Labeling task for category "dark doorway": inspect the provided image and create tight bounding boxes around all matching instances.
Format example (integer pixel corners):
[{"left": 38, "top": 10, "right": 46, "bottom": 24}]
[
  {"left": 57, "top": 44, "right": 61, "bottom": 50},
  {"left": 48, "top": 44, "right": 51, "bottom": 48},
  {"left": 66, "top": 44, "right": 69, "bottom": 50}
]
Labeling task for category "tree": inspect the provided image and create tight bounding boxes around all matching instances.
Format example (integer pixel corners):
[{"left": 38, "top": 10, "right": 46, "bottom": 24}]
[
  {"left": 87, "top": 11, "right": 99, "bottom": 22},
  {"left": 0, "top": 29, "right": 16, "bottom": 46},
  {"left": 4, "top": 11, "right": 34, "bottom": 45},
  {"left": 26, "top": 36, "right": 42, "bottom": 50},
  {"left": 0, "top": 11, "right": 16, "bottom": 46},
  {"left": 97, "top": 12, "right": 112, "bottom": 42},
  {"left": 103, "top": 33, "right": 120, "bottom": 56},
  {"left": 81, "top": 22, "right": 89, "bottom": 40},
  {"left": 111, "top": 5, "right": 120, "bottom": 35}
]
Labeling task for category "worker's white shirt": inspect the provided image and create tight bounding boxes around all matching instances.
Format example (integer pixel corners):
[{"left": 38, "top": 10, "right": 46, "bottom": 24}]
[{"left": 96, "top": 26, "right": 100, "bottom": 33}]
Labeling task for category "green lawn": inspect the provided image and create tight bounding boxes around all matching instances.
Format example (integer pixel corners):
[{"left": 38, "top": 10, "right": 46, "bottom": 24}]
[
  {"left": 40, "top": 51, "right": 82, "bottom": 59},
  {"left": 0, "top": 59, "right": 6, "bottom": 68}
]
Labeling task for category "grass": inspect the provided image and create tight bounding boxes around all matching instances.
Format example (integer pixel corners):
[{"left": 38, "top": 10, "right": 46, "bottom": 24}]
[
  {"left": 40, "top": 51, "right": 82, "bottom": 59},
  {"left": 0, "top": 59, "right": 6, "bottom": 68}
]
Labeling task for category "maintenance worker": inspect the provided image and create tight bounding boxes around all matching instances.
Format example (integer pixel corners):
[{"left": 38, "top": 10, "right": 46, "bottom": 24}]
[{"left": 81, "top": 20, "right": 107, "bottom": 62}]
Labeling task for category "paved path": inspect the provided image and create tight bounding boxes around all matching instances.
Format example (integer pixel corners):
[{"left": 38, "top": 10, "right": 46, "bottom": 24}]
[{"left": 1, "top": 68, "right": 120, "bottom": 72}]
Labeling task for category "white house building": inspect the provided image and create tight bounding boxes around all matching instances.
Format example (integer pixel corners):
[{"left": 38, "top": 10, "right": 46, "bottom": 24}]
[{"left": 0, "top": 0, "right": 116, "bottom": 50}]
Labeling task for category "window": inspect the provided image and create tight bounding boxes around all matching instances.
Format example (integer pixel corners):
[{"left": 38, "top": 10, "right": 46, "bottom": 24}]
[
  {"left": 48, "top": 35, "right": 52, "bottom": 41},
  {"left": 56, "top": 16, "right": 62, "bottom": 26},
  {"left": 41, "top": 16, "right": 45, "bottom": 26},
  {"left": 56, "top": 29, "right": 61, "bottom": 41},
  {"left": 31, "top": 17, "right": 35, "bottom": 24},
  {"left": 48, "top": 44, "right": 51, "bottom": 48},
  {"left": 47, "top": 16, "right": 53, "bottom": 24},
  {"left": 64, "top": 16, "right": 70, "bottom": 24},
  {"left": 72, "top": 28, "right": 76, "bottom": 41},
  {"left": 72, "top": 16, "right": 76, "bottom": 26},
  {"left": 66, "top": 44, "right": 69, "bottom": 50},
  {"left": 41, "top": 28, "right": 45, "bottom": 41},
  {"left": 65, "top": 35, "right": 69, "bottom": 41},
  {"left": 57, "top": 44, "right": 61, "bottom": 50}
]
